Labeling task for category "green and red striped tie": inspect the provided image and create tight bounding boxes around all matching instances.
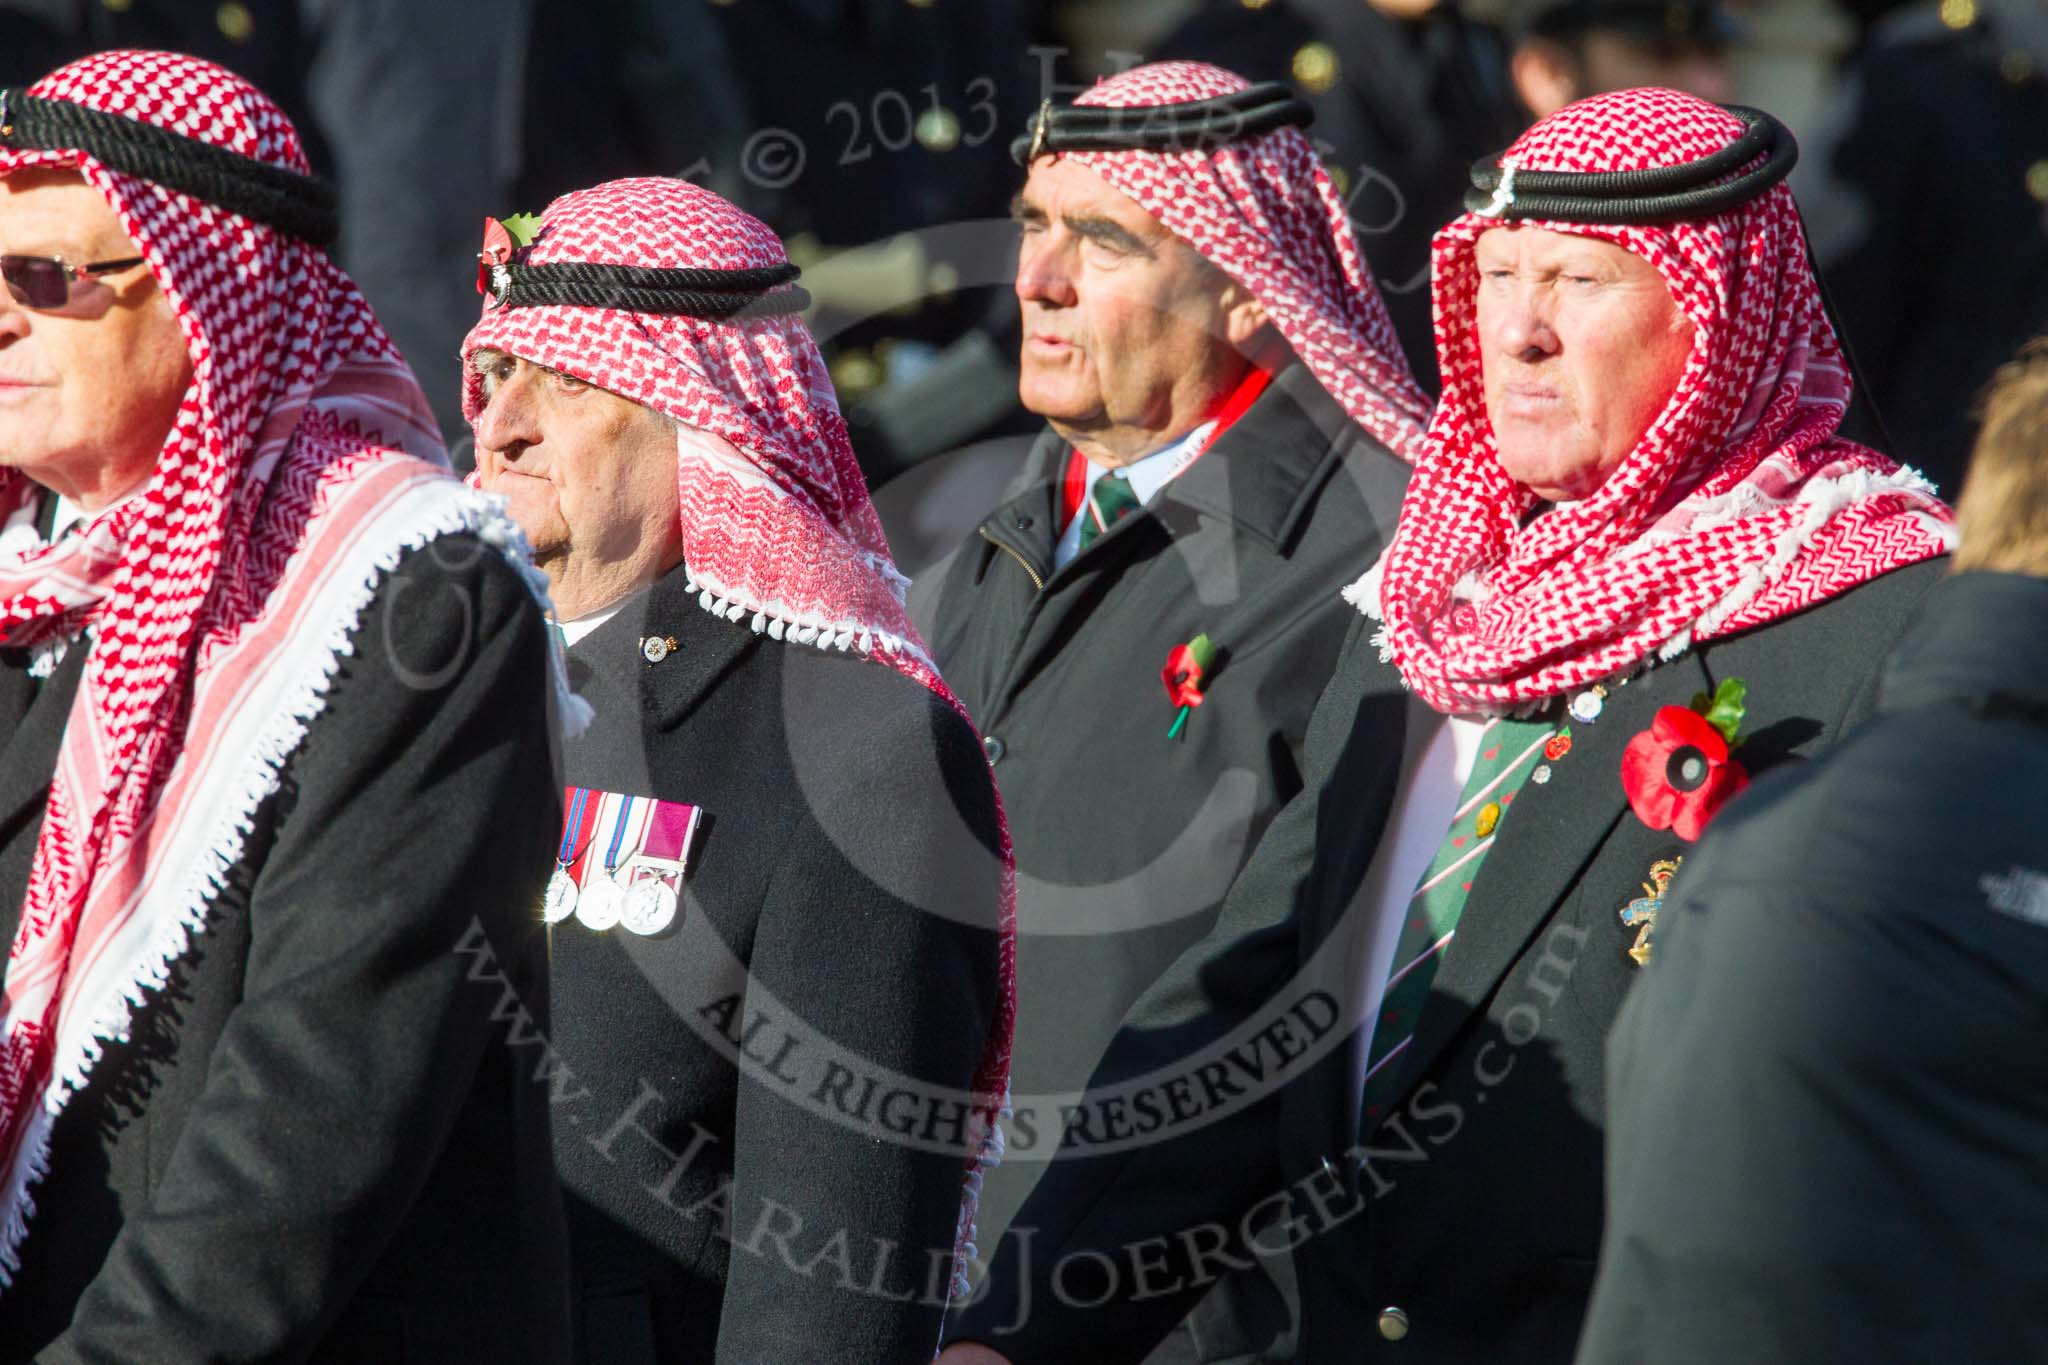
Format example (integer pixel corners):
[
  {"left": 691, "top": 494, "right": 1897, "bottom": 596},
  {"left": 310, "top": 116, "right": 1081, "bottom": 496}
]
[{"left": 1361, "top": 715, "right": 1560, "bottom": 1119}]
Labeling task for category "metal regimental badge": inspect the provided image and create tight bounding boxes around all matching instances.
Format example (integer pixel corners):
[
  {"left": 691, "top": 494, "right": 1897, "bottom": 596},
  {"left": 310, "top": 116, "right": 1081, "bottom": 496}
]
[{"left": 1620, "top": 857, "right": 1682, "bottom": 966}]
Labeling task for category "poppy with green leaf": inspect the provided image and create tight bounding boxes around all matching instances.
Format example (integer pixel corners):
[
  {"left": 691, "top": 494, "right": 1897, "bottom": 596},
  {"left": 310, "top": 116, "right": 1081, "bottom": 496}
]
[
  {"left": 1162, "top": 633, "right": 1217, "bottom": 740},
  {"left": 1620, "top": 677, "right": 1751, "bottom": 841}
]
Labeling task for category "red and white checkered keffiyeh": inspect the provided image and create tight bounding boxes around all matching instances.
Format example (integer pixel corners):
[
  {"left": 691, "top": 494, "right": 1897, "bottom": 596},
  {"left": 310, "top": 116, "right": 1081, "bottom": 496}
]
[
  {"left": 1053, "top": 61, "right": 1434, "bottom": 463},
  {"left": 459, "top": 176, "right": 1015, "bottom": 1293},
  {"left": 1359, "top": 88, "right": 1954, "bottom": 715},
  {"left": 0, "top": 51, "right": 558, "bottom": 1276}
]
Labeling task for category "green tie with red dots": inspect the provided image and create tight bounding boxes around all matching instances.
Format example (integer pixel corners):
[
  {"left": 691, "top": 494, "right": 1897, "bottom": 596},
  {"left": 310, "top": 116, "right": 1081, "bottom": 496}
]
[{"left": 1360, "top": 715, "right": 1563, "bottom": 1120}]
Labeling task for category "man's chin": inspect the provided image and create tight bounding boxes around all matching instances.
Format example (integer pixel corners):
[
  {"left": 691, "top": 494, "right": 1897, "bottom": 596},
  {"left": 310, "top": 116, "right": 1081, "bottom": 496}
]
[
  {"left": 487, "top": 485, "right": 567, "bottom": 557},
  {"left": 1017, "top": 380, "right": 1104, "bottom": 429}
]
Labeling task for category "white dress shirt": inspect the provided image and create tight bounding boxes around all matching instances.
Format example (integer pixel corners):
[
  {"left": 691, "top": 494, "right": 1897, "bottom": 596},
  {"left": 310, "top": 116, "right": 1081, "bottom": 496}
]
[{"left": 1348, "top": 711, "right": 1492, "bottom": 1100}]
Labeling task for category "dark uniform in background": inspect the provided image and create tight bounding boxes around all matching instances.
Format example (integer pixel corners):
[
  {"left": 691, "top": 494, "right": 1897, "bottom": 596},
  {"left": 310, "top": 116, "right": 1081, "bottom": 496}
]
[
  {"left": 1812, "top": 0, "right": 2048, "bottom": 492},
  {"left": 1577, "top": 570, "right": 2048, "bottom": 1365},
  {"left": 0, "top": 0, "right": 323, "bottom": 163}
]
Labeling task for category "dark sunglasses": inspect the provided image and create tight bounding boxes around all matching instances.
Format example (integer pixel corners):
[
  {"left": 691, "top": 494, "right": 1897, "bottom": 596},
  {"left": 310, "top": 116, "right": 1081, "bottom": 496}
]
[{"left": 1, "top": 253, "right": 148, "bottom": 310}]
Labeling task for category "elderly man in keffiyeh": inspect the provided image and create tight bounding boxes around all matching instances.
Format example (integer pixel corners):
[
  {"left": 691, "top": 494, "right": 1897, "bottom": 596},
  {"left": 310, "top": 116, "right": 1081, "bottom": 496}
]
[
  {"left": 461, "top": 175, "right": 1013, "bottom": 1363},
  {"left": 918, "top": 59, "right": 1431, "bottom": 1353},
  {"left": 944, "top": 88, "right": 1955, "bottom": 1365},
  {"left": 0, "top": 51, "right": 574, "bottom": 1362}
]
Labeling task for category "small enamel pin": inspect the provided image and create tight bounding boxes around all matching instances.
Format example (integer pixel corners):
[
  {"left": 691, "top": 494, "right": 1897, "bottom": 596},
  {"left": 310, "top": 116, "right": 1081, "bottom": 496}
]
[
  {"left": 640, "top": 634, "right": 679, "bottom": 664},
  {"left": 1620, "top": 857, "right": 1683, "bottom": 966},
  {"left": 1528, "top": 724, "right": 1574, "bottom": 786}
]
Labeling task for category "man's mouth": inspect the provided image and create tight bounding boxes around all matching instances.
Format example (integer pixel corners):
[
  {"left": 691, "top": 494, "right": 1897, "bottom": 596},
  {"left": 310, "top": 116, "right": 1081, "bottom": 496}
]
[{"left": 1495, "top": 383, "right": 1562, "bottom": 417}]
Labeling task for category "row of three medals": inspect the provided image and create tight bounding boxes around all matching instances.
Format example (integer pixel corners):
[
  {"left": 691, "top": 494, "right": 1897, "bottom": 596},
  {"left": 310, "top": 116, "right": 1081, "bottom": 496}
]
[{"left": 544, "top": 788, "right": 685, "bottom": 936}]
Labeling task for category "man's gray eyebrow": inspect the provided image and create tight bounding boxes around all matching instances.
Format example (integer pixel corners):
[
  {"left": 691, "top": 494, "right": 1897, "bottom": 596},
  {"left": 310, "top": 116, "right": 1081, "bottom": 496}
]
[{"left": 1063, "top": 213, "right": 1153, "bottom": 255}]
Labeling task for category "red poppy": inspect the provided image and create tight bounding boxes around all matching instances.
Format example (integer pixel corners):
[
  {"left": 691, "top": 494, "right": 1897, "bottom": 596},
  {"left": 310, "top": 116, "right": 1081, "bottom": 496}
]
[
  {"left": 476, "top": 217, "right": 514, "bottom": 296},
  {"left": 1544, "top": 731, "right": 1573, "bottom": 762},
  {"left": 1162, "top": 639, "right": 1212, "bottom": 711},
  {"left": 1620, "top": 705, "right": 1750, "bottom": 842}
]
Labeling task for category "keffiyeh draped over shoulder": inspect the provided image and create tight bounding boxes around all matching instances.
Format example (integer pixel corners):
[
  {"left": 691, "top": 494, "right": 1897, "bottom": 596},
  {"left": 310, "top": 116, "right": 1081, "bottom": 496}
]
[
  {"left": 0, "top": 51, "right": 559, "bottom": 1276},
  {"left": 1053, "top": 60, "right": 1435, "bottom": 462},
  {"left": 1365, "top": 88, "right": 1954, "bottom": 716},
  {"left": 460, "top": 177, "right": 1016, "bottom": 1292}
]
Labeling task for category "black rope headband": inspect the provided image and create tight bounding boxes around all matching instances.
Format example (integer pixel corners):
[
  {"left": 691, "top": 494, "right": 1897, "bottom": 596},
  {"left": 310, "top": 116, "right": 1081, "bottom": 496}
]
[
  {"left": 0, "top": 88, "right": 338, "bottom": 246},
  {"left": 1463, "top": 105, "right": 1798, "bottom": 225},
  {"left": 1011, "top": 81, "right": 1314, "bottom": 164},
  {"left": 483, "top": 259, "right": 811, "bottom": 319}
]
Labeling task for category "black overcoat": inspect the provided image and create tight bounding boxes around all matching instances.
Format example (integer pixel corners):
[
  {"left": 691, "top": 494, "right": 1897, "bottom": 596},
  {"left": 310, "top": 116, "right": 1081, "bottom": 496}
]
[
  {"left": 547, "top": 564, "right": 1006, "bottom": 1364},
  {"left": 913, "top": 365, "right": 1410, "bottom": 1223},
  {"left": 954, "top": 556, "right": 1945, "bottom": 1362},
  {"left": 0, "top": 536, "right": 570, "bottom": 1364}
]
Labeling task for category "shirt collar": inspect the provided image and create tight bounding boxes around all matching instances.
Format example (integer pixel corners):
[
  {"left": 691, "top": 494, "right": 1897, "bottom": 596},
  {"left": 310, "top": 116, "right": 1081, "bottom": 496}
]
[
  {"left": 560, "top": 599, "right": 629, "bottom": 647},
  {"left": 1078, "top": 418, "right": 1218, "bottom": 508}
]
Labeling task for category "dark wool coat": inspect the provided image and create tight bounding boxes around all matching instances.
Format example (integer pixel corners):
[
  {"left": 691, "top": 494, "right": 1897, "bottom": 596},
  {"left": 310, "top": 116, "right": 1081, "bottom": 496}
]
[
  {"left": 954, "top": 557, "right": 1944, "bottom": 1364},
  {"left": 548, "top": 564, "right": 1006, "bottom": 1364},
  {"left": 0, "top": 536, "right": 570, "bottom": 1364},
  {"left": 913, "top": 365, "right": 1410, "bottom": 1234}
]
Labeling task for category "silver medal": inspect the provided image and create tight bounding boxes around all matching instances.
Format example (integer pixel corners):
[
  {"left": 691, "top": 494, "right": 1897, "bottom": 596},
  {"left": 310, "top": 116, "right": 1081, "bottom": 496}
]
[
  {"left": 542, "top": 866, "right": 579, "bottom": 923},
  {"left": 621, "top": 877, "right": 679, "bottom": 935},
  {"left": 575, "top": 875, "right": 626, "bottom": 932}
]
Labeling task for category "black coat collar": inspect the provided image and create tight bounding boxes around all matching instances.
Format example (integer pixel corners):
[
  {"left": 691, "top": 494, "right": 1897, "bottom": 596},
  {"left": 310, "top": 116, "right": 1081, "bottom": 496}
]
[
  {"left": 565, "top": 568, "right": 758, "bottom": 736},
  {"left": 0, "top": 639, "right": 90, "bottom": 950}
]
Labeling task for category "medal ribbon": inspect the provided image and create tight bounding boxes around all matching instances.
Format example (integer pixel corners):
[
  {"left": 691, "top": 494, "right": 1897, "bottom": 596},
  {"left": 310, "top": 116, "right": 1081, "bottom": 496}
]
[
  {"left": 641, "top": 799, "right": 702, "bottom": 869},
  {"left": 556, "top": 785, "right": 600, "bottom": 876},
  {"left": 596, "top": 793, "right": 655, "bottom": 880}
]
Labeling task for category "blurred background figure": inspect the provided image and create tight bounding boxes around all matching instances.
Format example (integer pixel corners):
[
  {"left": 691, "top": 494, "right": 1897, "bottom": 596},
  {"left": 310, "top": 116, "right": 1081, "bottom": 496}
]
[
  {"left": 1579, "top": 338, "right": 2048, "bottom": 1365},
  {"left": 1800, "top": 0, "right": 2048, "bottom": 496},
  {"left": 16, "top": 0, "right": 2031, "bottom": 510},
  {"left": 1, "top": 0, "right": 1039, "bottom": 465},
  {"left": 1504, "top": 0, "right": 1738, "bottom": 119}
]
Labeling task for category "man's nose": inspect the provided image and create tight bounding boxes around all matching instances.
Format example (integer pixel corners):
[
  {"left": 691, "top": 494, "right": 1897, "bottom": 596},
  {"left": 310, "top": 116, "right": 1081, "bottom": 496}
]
[
  {"left": 475, "top": 375, "right": 540, "bottom": 457},
  {"left": 1490, "top": 287, "right": 1560, "bottom": 363},
  {"left": 1015, "top": 234, "right": 1078, "bottom": 310},
  {"left": 0, "top": 291, "right": 31, "bottom": 342}
]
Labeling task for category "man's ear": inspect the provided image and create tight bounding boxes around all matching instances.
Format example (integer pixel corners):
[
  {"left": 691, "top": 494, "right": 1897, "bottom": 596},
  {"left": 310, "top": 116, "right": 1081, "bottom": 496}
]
[
  {"left": 1222, "top": 285, "right": 1270, "bottom": 351},
  {"left": 1511, "top": 39, "right": 1582, "bottom": 122}
]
